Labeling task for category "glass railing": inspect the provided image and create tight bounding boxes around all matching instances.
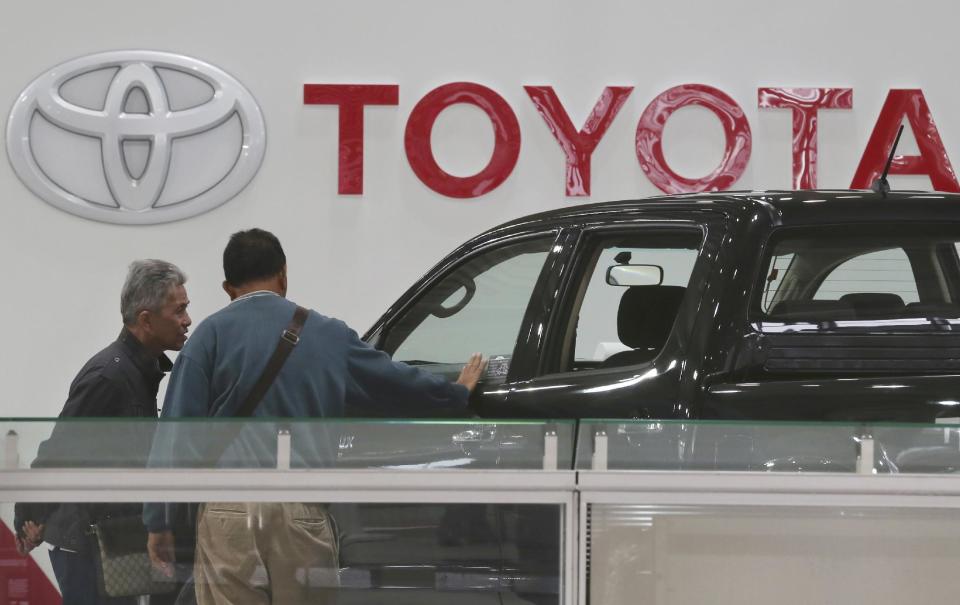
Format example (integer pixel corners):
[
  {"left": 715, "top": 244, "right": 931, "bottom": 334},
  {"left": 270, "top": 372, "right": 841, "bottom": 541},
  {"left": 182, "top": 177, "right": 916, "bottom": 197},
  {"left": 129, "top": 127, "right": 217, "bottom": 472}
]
[
  {"left": 576, "top": 419, "right": 960, "bottom": 473},
  {"left": 1, "top": 498, "right": 565, "bottom": 604},
  {"left": 586, "top": 502, "right": 960, "bottom": 605},
  {"left": 1, "top": 418, "right": 577, "bottom": 605},
  {"left": 7, "top": 417, "right": 960, "bottom": 605},
  {"left": 9, "top": 417, "right": 960, "bottom": 473},
  {"left": 0, "top": 418, "right": 576, "bottom": 471}
]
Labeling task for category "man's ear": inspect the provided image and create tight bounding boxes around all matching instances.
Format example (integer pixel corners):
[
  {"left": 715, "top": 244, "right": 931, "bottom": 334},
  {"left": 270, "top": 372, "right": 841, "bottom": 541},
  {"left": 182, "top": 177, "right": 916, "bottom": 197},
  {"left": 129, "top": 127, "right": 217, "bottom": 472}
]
[
  {"left": 136, "top": 309, "right": 152, "bottom": 332},
  {"left": 223, "top": 280, "right": 237, "bottom": 300},
  {"left": 278, "top": 266, "right": 288, "bottom": 297}
]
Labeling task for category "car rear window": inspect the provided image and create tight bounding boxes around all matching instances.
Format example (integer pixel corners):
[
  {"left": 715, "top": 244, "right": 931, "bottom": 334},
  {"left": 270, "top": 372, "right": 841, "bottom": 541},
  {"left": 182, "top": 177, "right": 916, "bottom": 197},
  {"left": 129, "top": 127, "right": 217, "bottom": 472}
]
[{"left": 754, "top": 225, "right": 960, "bottom": 332}]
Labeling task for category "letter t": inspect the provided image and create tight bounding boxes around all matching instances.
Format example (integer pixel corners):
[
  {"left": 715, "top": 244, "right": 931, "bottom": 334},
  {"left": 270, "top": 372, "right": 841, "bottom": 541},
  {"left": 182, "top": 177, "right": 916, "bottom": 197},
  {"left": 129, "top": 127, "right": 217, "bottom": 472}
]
[{"left": 304, "top": 84, "right": 400, "bottom": 194}]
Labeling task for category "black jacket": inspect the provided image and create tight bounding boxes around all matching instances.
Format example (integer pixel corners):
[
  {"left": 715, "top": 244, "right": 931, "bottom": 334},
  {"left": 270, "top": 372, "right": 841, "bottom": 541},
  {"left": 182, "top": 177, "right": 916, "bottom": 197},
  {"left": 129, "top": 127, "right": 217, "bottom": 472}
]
[{"left": 14, "top": 328, "right": 171, "bottom": 551}]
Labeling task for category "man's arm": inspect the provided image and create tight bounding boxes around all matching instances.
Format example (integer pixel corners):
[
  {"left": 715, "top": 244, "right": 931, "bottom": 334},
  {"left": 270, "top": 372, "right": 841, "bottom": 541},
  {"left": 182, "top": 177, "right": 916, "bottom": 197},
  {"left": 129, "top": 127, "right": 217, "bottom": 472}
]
[
  {"left": 158, "top": 352, "right": 212, "bottom": 419},
  {"left": 342, "top": 323, "right": 486, "bottom": 411},
  {"left": 33, "top": 375, "right": 130, "bottom": 467},
  {"left": 60, "top": 369, "right": 131, "bottom": 417},
  {"left": 144, "top": 351, "right": 210, "bottom": 567},
  {"left": 147, "top": 530, "right": 176, "bottom": 578},
  {"left": 15, "top": 374, "right": 130, "bottom": 542},
  {"left": 150, "top": 352, "right": 213, "bottom": 473}
]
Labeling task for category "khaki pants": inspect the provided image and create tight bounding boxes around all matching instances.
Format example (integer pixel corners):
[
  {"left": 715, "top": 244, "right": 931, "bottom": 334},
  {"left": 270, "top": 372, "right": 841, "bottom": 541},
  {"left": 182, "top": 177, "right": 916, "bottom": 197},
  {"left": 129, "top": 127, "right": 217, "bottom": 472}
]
[{"left": 194, "top": 502, "right": 339, "bottom": 605}]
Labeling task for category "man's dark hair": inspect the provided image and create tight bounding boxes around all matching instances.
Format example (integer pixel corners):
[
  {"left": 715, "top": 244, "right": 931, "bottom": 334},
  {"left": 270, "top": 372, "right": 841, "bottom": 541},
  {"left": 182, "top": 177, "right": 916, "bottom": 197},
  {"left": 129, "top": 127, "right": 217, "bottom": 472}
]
[{"left": 223, "top": 229, "right": 286, "bottom": 286}]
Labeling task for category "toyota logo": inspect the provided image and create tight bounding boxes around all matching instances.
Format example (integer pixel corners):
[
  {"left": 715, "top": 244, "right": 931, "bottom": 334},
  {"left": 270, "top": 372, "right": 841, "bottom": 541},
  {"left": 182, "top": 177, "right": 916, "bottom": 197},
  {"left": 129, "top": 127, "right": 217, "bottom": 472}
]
[{"left": 6, "top": 51, "right": 266, "bottom": 224}]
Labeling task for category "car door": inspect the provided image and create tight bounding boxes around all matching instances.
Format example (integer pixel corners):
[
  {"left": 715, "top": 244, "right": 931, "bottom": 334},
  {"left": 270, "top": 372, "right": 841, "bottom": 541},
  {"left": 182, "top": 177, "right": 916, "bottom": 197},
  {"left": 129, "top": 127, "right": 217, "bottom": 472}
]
[
  {"left": 365, "top": 229, "right": 573, "bottom": 416},
  {"left": 341, "top": 230, "right": 570, "bottom": 604},
  {"left": 491, "top": 213, "right": 729, "bottom": 421}
]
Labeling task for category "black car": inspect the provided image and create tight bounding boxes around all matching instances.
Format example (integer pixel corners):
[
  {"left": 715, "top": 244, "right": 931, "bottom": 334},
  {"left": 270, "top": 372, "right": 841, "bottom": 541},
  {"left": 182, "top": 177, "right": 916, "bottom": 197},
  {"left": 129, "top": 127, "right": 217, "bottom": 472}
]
[
  {"left": 338, "top": 190, "right": 960, "bottom": 603},
  {"left": 364, "top": 190, "right": 960, "bottom": 423}
]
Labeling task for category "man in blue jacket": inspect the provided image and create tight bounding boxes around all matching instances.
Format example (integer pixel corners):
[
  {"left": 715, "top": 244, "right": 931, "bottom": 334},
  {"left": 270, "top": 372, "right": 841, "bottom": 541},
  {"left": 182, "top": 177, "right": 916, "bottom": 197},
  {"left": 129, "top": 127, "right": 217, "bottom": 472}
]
[{"left": 145, "top": 228, "right": 485, "bottom": 605}]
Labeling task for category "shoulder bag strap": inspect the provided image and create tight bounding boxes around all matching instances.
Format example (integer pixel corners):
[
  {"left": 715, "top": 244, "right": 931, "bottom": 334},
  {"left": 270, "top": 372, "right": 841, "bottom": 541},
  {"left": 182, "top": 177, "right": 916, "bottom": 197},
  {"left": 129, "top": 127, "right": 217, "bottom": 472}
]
[{"left": 234, "top": 305, "right": 309, "bottom": 418}]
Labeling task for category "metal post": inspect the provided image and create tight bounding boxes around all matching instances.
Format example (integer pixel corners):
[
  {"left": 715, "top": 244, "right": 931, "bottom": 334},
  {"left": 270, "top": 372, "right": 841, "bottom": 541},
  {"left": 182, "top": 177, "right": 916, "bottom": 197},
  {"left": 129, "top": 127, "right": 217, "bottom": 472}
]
[
  {"left": 592, "top": 431, "right": 608, "bottom": 471},
  {"left": 4, "top": 430, "right": 19, "bottom": 470},
  {"left": 543, "top": 430, "right": 558, "bottom": 471},
  {"left": 856, "top": 436, "right": 875, "bottom": 475},
  {"left": 935, "top": 417, "right": 960, "bottom": 448},
  {"left": 277, "top": 429, "right": 291, "bottom": 470}
]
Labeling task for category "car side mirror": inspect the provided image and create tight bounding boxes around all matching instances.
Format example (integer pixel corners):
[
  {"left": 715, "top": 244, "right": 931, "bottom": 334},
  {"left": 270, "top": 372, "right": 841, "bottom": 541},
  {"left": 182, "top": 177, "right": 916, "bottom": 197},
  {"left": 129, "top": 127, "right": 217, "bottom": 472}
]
[{"left": 606, "top": 264, "right": 663, "bottom": 286}]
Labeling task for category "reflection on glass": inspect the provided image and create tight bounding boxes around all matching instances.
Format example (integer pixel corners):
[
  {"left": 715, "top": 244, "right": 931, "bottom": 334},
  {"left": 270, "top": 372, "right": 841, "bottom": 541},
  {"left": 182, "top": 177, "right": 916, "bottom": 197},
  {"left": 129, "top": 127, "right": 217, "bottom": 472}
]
[
  {"left": 577, "top": 420, "right": 864, "bottom": 472},
  {"left": 0, "top": 419, "right": 574, "bottom": 471},
  {"left": 0, "top": 501, "right": 562, "bottom": 605},
  {"left": 574, "top": 420, "right": 960, "bottom": 475}
]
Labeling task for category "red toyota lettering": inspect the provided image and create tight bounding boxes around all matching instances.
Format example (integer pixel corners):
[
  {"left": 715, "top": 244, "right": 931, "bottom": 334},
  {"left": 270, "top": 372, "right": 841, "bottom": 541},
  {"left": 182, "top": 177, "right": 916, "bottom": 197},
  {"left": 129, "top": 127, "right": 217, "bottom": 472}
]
[
  {"left": 404, "top": 82, "right": 521, "bottom": 198},
  {"left": 850, "top": 89, "right": 960, "bottom": 192},
  {"left": 758, "top": 87, "right": 853, "bottom": 189},
  {"left": 303, "top": 84, "right": 400, "bottom": 195},
  {"left": 636, "top": 84, "right": 752, "bottom": 194},
  {"left": 525, "top": 86, "right": 633, "bottom": 196}
]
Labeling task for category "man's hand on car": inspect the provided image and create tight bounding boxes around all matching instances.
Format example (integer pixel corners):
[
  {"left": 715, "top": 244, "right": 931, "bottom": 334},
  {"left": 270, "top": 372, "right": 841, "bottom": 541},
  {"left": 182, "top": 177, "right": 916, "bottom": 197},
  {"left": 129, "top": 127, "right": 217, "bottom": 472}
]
[{"left": 457, "top": 353, "right": 488, "bottom": 392}]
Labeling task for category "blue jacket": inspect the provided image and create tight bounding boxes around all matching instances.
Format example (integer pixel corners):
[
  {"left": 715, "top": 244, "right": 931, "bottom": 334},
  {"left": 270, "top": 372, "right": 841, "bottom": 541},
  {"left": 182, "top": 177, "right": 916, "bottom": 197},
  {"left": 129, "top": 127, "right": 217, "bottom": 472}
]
[{"left": 144, "top": 293, "right": 468, "bottom": 531}]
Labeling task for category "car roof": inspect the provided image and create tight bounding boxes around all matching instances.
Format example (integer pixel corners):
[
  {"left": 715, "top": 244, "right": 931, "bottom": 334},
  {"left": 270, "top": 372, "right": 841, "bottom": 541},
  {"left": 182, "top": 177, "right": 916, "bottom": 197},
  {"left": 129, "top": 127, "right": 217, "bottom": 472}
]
[{"left": 485, "top": 190, "right": 960, "bottom": 238}]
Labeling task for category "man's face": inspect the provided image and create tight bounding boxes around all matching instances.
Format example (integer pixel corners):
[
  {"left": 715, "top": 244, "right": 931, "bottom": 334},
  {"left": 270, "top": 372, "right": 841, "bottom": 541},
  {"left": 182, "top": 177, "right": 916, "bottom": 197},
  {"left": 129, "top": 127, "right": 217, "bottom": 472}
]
[{"left": 147, "top": 285, "right": 191, "bottom": 351}]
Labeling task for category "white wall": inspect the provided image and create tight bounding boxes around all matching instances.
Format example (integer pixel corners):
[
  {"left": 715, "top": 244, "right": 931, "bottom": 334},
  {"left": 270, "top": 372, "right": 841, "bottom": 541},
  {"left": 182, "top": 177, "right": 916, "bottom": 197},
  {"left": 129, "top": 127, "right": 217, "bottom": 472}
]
[{"left": 1, "top": 0, "right": 958, "bottom": 416}]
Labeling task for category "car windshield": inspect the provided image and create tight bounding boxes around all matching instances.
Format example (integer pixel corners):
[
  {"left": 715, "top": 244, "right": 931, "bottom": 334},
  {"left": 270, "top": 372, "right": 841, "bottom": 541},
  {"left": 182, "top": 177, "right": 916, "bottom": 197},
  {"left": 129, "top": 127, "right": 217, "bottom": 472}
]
[{"left": 754, "top": 225, "right": 960, "bottom": 332}]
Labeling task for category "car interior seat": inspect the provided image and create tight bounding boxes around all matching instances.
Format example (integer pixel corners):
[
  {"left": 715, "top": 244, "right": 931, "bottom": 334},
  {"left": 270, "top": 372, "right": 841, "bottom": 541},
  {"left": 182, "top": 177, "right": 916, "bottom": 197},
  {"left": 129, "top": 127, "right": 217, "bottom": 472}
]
[
  {"left": 601, "top": 285, "right": 685, "bottom": 368},
  {"left": 839, "top": 292, "right": 906, "bottom": 319},
  {"left": 903, "top": 301, "right": 960, "bottom": 319},
  {"left": 768, "top": 299, "right": 857, "bottom": 321}
]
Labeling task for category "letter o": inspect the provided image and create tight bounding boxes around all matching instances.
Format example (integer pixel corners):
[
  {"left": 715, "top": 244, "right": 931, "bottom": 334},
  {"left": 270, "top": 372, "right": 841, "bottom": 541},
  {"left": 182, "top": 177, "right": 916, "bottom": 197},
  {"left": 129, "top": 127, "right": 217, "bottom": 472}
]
[
  {"left": 636, "top": 84, "right": 752, "bottom": 194},
  {"left": 405, "top": 82, "right": 521, "bottom": 198}
]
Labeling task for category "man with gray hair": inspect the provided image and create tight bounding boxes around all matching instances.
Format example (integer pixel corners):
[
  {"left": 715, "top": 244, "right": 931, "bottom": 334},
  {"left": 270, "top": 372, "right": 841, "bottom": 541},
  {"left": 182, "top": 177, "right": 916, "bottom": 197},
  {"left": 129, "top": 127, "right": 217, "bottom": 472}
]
[{"left": 14, "top": 259, "right": 191, "bottom": 605}]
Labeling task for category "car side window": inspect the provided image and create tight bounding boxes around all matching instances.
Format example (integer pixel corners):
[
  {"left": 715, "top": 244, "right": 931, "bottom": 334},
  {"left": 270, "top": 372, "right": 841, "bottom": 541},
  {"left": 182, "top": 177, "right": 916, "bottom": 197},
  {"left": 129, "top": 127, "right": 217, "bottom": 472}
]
[
  {"left": 383, "top": 237, "right": 554, "bottom": 380},
  {"left": 562, "top": 230, "right": 701, "bottom": 372}
]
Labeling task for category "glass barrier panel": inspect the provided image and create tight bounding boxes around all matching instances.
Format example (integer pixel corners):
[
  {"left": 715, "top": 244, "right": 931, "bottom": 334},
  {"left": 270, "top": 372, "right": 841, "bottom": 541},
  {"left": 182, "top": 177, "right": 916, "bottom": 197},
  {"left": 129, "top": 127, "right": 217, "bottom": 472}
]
[
  {"left": 869, "top": 422, "right": 960, "bottom": 473},
  {"left": 1, "top": 500, "right": 563, "bottom": 605},
  {"left": 306, "top": 419, "right": 575, "bottom": 470},
  {"left": 577, "top": 420, "right": 878, "bottom": 472},
  {"left": 588, "top": 503, "right": 960, "bottom": 605},
  {"left": 0, "top": 418, "right": 575, "bottom": 471}
]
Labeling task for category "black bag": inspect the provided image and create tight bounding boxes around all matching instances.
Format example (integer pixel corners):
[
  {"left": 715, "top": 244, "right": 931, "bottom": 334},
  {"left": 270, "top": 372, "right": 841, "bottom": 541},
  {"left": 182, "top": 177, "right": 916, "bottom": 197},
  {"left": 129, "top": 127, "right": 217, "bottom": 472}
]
[{"left": 90, "top": 515, "right": 178, "bottom": 597}]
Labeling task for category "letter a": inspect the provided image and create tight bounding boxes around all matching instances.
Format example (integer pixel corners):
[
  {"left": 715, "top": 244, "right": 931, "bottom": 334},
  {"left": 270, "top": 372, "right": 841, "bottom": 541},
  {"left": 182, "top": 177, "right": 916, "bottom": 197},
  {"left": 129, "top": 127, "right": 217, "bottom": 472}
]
[{"left": 850, "top": 89, "right": 959, "bottom": 192}]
